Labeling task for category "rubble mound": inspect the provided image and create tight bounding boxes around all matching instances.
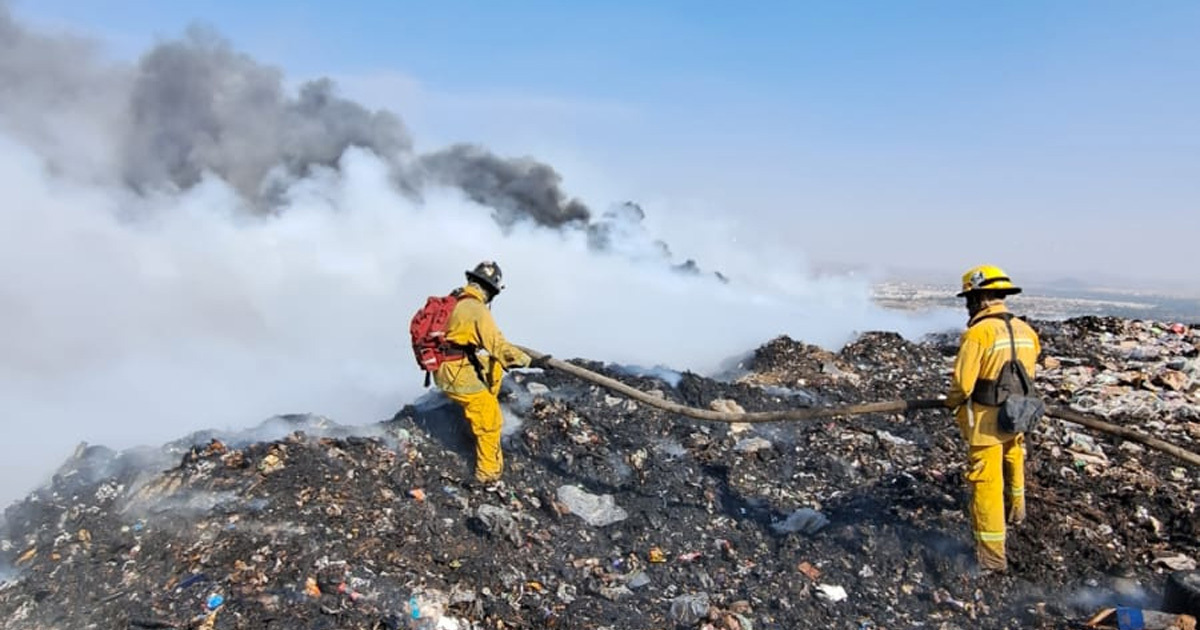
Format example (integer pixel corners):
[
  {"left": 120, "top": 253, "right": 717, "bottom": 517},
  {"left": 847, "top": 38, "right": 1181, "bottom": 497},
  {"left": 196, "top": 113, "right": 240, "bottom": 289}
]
[{"left": 1, "top": 316, "right": 1198, "bottom": 629}]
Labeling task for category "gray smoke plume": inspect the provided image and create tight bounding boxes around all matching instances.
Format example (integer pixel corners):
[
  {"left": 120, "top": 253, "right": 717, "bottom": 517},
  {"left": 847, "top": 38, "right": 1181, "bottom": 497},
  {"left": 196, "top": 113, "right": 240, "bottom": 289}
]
[
  {"left": 0, "top": 6, "right": 596, "bottom": 226},
  {"left": 0, "top": 4, "right": 720, "bottom": 272},
  {"left": 123, "top": 28, "right": 414, "bottom": 207},
  {"left": 0, "top": 4, "right": 130, "bottom": 182}
]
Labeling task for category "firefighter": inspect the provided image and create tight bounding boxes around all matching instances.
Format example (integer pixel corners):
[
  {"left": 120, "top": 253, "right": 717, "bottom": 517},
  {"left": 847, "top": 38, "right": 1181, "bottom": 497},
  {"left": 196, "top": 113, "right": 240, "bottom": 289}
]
[
  {"left": 433, "top": 261, "right": 548, "bottom": 485},
  {"left": 944, "top": 264, "right": 1042, "bottom": 574}
]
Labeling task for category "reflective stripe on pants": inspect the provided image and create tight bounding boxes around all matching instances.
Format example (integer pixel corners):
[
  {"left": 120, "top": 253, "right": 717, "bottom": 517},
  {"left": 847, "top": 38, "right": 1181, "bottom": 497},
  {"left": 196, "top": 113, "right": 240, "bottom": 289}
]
[{"left": 966, "top": 434, "right": 1025, "bottom": 571}]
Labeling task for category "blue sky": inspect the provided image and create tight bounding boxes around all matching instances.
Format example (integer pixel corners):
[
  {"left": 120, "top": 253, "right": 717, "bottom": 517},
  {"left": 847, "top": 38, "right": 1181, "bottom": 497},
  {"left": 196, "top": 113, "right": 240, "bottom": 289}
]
[{"left": 13, "top": 0, "right": 1200, "bottom": 290}]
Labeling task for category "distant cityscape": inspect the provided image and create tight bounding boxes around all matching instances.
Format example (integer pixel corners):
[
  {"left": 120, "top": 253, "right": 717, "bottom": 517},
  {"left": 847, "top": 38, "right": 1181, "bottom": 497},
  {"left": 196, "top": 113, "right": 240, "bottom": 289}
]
[{"left": 872, "top": 281, "right": 1200, "bottom": 324}]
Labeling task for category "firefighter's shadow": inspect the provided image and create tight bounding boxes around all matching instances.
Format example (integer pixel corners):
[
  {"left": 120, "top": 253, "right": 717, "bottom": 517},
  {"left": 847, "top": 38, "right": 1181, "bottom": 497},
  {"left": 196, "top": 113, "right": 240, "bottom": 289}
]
[
  {"left": 409, "top": 393, "right": 476, "bottom": 463},
  {"left": 408, "top": 389, "right": 532, "bottom": 481}
]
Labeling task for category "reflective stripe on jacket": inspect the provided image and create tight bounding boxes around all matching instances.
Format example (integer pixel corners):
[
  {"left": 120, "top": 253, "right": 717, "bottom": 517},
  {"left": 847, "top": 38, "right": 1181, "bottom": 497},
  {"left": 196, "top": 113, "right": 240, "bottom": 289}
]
[
  {"left": 946, "top": 303, "right": 1042, "bottom": 446},
  {"left": 433, "top": 284, "right": 531, "bottom": 395}
]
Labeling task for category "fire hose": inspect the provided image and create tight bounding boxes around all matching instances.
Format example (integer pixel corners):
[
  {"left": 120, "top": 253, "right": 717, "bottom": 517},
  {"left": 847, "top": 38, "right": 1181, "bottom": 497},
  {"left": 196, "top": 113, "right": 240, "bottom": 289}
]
[{"left": 519, "top": 347, "right": 1200, "bottom": 468}]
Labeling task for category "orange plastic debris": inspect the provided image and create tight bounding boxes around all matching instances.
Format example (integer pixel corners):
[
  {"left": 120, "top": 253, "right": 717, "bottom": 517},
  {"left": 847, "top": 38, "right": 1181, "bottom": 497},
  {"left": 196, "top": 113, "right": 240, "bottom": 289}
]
[
  {"left": 798, "top": 561, "right": 821, "bottom": 581},
  {"left": 15, "top": 547, "right": 36, "bottom": 565}
]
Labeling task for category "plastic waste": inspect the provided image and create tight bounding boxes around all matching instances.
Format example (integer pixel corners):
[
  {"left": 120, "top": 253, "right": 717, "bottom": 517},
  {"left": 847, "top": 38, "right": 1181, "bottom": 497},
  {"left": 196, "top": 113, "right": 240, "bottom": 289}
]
[
  {"left": 405, "top": 588, "right": 461, "bottom": 629},
  {"left": 816, "top": 584, "right": 848, "bottom": 603},
  {"left": 734, "top": 437, "right": 773, "bottom": 454},
  {"left": 1087, "top": 605, "right": 1199, "bottom": 630},
  {"left": 474, "top": 504, "right": 522, "bottom": 545},
  {"left": 626, "top": 571, "right": 651, "bottom": 589},
  {"left": 555, "top": 485, "right": 628, "bottom": 527},
  {"left": 770, "top": 508, "right": 829, "bottom": 535},
  {"left": 669, "top": 593, "right": 711, "bottom": 624}
]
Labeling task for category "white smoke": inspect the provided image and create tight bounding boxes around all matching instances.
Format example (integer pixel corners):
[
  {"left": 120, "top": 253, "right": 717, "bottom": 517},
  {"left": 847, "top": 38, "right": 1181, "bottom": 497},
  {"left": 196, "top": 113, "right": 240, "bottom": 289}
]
[{"left": 0, "top": 8, "right": 959, "bottom": 507}]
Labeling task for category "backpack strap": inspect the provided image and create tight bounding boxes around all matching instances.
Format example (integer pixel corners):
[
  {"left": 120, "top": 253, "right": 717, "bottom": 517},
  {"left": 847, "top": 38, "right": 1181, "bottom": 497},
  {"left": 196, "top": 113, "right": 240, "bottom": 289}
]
[
  {"left": 443, "top": 288, "right": 489, "bottom": 386},
  {"left": 1000, "top": 315, "right": 1036, "bottom": 397},
  {"left": 970, "top": 312, "right": 1026, "bottom": 406},
  {"left": 1001, "top": 315, "right": 1018, "bottom": 378}
]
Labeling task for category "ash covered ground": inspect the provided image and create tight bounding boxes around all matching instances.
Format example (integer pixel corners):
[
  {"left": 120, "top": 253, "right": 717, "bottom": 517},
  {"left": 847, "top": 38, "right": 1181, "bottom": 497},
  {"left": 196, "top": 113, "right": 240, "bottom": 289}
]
[{"left": 1, "top": 316, "right": 1198, "bottom": 629}]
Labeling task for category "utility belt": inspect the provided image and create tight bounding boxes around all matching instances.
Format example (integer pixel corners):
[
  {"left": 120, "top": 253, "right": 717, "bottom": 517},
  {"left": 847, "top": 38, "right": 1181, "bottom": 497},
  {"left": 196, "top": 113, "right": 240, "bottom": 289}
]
[
  {"left": 441, "top": 345, "right": 491, "bottom": 387},
  {"left": 422, "top": 344, "right": 474, "bottom": 388},
  {"left": 441, "top": 345, "right": 468, "bottom": 362}
]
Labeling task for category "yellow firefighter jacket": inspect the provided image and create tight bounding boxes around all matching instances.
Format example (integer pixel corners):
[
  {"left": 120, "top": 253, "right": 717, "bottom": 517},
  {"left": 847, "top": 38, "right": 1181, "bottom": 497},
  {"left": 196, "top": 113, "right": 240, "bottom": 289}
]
[
  {"left": 433, "top": 284, "right": 531, "bottom": 396},
  {"left": 945, "top": 303, "right": 1042, "bottom": 446}
]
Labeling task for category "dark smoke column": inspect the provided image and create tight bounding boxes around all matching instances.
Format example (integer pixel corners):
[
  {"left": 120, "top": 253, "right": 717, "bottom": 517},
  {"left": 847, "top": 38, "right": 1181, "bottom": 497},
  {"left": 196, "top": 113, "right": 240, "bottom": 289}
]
[
  {"left": 121, "top": 28, "right": 411, "bottom": 208},
  {"left": 418, "top": 144, "right": 591, "bottom": 228}
]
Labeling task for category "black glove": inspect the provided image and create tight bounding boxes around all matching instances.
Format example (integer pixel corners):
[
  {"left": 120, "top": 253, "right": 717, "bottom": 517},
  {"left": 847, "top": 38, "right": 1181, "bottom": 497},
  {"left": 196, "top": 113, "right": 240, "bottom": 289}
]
[{"left": 529, "top": 354, "right": 553, "bottom": 369}]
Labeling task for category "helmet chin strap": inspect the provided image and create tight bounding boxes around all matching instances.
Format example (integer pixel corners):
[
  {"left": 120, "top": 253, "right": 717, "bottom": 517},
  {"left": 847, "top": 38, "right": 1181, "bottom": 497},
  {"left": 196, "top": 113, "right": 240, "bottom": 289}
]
[
  {"left": 966, "top": 291, "right": 1002, "bottom": 317},
  {"left": 966, "top": 294, "right": 984, "bottom": 317}
]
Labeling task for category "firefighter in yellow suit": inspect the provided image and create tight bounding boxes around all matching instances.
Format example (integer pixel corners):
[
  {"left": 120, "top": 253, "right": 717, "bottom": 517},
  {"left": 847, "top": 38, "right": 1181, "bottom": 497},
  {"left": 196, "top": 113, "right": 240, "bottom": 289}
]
[
  {"left": 944, "top": 264, "right": 1041, "bottom": 573},
  {"left": 433, "top": 261, "right": 545, "bottom": 484}
]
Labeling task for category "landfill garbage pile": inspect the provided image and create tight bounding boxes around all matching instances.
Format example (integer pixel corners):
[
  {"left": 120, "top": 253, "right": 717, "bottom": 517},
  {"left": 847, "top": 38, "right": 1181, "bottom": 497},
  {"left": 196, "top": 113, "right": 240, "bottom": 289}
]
[{"left": 1, "top": 316, "right": 1197, "bottom": 630}]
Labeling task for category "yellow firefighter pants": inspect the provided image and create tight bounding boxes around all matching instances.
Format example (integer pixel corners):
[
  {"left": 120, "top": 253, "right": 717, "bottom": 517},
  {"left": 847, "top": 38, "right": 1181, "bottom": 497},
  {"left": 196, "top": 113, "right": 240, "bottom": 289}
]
[
  {"left": 966, "top": 434, "right": 1025, "bottom": 571},
  {"left": 446, "top": 389, "right": 504, "bottom": 483}
]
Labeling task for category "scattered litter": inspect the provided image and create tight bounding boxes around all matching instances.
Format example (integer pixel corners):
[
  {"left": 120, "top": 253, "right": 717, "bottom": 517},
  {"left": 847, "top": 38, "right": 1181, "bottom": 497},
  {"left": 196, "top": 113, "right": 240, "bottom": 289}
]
[
  {"left": 734, "top": 437, "right": 773, "bottom": 454},
  {"left": 1154, "top": 554, "right": 1198, "bottom": 572},
  {"left": 554, "top": 485, "right": 628, "bottom": 527},
  {"left": 1086, "top": 606, "right": 1197, "bottom": 630},
  {"left": 670, "top": 593, "right": 711, "bottom": 624},
  {"left": 1, "top": 316, "right": 1196, "bottom": 630},
  {"left": 817, "top": 584, "right": 848, "bottom": 603},
  {"left": 797, "top": 561, "right": 821, "bottom": 581},
  {"left": 626, "top": 571, "right": 651, "bottom": 589},
  {"left": 875, "top": 430, "right": 914, "bottom": 447},
  {"left": 258, "top": 450, "right": 285, "bottom": 475},
  {"left": 770, "top": 508, "right": 829, "bottom": 535},
  {"left": 474, "top": 504, "right": 523, "bottom": 546}
]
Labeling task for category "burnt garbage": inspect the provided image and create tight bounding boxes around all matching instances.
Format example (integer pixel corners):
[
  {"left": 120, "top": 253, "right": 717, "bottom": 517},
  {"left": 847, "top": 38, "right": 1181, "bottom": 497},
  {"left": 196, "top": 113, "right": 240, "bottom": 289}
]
[{"left": 0, "top": 316, "right": 1197, "bottom": 629}]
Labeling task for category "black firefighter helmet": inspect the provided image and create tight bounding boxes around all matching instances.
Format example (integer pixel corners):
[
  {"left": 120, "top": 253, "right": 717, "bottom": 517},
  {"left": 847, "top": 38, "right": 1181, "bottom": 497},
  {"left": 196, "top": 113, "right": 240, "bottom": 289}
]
[{"left": 465, "top": 260, "right": 504, "bottom": 296}]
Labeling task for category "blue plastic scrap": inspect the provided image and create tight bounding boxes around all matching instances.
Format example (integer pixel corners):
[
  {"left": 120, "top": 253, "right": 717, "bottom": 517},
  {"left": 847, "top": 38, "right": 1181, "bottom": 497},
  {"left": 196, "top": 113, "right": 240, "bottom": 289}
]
[{"left": 1116, "top": 606, "right": 1145, "bottom": 630}]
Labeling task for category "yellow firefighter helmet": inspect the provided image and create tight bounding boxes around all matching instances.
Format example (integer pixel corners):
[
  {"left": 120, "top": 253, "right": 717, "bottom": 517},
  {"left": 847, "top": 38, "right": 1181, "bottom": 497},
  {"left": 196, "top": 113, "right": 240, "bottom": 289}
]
[{"left": 957, "top": 264, "right": 1022, "bottom": 297}]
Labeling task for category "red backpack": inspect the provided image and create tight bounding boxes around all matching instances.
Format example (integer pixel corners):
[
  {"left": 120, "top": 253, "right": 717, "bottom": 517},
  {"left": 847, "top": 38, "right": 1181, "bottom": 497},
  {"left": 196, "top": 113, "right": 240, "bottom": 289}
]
[{"left": 409, "top": 291, "right": 472, "bottom": 385}]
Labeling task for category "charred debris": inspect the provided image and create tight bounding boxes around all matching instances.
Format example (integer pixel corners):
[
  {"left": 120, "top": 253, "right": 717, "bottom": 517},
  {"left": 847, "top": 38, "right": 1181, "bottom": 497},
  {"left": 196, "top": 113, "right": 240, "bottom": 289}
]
[{"left": 1, "top": 315, "right": 1198, "bottom": 629}]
